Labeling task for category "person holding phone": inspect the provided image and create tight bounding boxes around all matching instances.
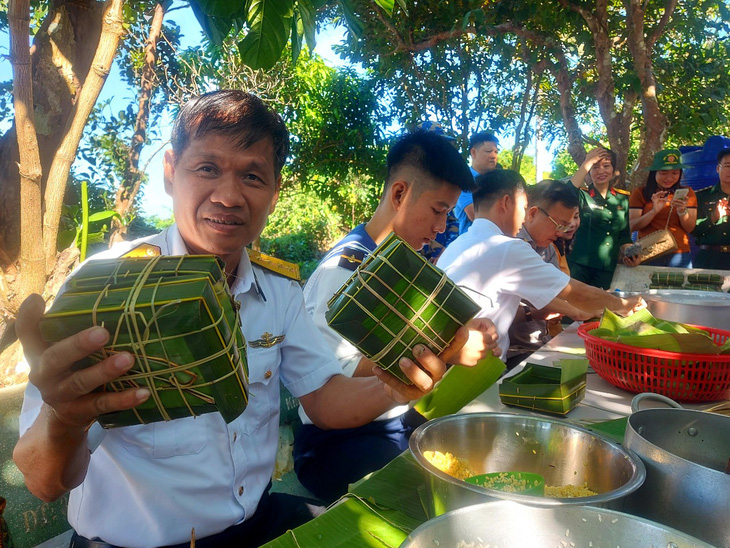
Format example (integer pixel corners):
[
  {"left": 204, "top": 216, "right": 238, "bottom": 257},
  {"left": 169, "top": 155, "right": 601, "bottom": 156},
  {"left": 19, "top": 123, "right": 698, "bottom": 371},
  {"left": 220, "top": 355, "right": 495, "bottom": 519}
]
[{"left": 629, "top": 149, "right": 697, "bottom": 267}]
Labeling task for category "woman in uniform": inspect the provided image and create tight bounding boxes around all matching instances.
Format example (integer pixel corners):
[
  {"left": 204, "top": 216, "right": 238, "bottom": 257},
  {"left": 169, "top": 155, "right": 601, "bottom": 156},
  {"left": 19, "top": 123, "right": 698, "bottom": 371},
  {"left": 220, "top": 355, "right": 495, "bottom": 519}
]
[
  {"left": 564, "top": 148, "right": 640, "bottom": 289},
  {"left": 628, "top": 149, "right": 697, "bottom": 267}
]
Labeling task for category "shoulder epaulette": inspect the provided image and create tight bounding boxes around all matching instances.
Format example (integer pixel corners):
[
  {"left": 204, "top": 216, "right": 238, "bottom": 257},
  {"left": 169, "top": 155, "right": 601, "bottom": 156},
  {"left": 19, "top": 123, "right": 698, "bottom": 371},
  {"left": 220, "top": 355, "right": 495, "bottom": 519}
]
[
  {"left": 122, "top": 243, "right": 161, "bottom": 258},
  {"left": 247, "top": 249, "right": 300, "bottom": 281},
  {"left": 614, "top": 188, "right": 630, "bottom": 196},
  {"left": 337, "top": 247, "right": 366, "bottom": 271},
  {"left": 696, "top": 185, "right": 715, "bottom": 193}
]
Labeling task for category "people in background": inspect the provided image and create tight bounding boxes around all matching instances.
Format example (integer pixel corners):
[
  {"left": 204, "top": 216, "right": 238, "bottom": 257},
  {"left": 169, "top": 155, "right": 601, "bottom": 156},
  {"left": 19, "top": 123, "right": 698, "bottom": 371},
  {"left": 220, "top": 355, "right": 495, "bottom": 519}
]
[
  {"left": 629, "top": 149, "right": 697, "bottom": 268},
  {"left": 565, "top": 148, "right": 640, "bottom": 290},
  {"left": 295, "top": 131, "right": 500, "bottom": 503},
  {"left": 438, "top": 169, "right": 645, "bottom": 362},
  {"left": 453, "top": 132, "right": 500, "bottom": 234},
  {"left": 693, "top": 148, "right": 730, "bottom": 270}
]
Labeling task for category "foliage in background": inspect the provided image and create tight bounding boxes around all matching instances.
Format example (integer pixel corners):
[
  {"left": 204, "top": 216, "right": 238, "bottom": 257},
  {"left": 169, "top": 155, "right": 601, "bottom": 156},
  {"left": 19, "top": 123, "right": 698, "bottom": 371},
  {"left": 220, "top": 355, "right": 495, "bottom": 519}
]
[
  {"left": 498, "top": 150, "right": 537, "bottom": 185},
  {"left": 260, "top": 182, "right": 353, "bottom": 280}
]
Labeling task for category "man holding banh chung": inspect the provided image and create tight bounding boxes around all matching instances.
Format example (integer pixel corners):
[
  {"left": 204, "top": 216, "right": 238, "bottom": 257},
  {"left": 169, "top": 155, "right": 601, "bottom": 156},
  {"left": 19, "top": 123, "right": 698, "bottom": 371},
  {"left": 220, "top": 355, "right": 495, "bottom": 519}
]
[
  {"left": 438, "top": 169, "right": 647, "bottom": 359},
  {"left": 295, "top": 130, "right": 501, "bottom": 503},
  {"left": 13, "top": 91, "right": 475, "bottom": 548}
]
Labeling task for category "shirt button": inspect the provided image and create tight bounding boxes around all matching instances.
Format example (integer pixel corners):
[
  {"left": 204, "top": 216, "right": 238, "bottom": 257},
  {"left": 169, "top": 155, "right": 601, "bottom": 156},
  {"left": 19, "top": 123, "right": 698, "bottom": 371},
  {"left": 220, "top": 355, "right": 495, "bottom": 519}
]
[
  {"left": 238, "top": 486, "right": 244, "bottom": 496},
  {"left": 264, "top": 370, "right": 272, "bottom": 379}
]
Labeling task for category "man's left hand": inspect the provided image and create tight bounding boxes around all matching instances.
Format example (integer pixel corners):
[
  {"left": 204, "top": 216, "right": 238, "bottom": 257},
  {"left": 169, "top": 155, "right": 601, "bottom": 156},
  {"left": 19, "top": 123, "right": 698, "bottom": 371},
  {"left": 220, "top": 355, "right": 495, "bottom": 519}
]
[{"left": 372, "top": 325, "right": 469, "bottom": 403}]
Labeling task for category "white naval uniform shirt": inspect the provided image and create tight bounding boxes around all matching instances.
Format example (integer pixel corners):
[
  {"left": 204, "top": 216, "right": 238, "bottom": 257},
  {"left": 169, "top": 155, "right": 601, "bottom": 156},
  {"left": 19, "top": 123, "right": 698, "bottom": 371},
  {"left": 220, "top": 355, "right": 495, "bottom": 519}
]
[
  {"left": 19, "top": 225, "right": 342, "bottom": 547},
  {"left": 437, "top": 218, "right": 570, "bottom": 360},
  {"left": 298, "top": 245, "right": 409, "bottom": 425}
]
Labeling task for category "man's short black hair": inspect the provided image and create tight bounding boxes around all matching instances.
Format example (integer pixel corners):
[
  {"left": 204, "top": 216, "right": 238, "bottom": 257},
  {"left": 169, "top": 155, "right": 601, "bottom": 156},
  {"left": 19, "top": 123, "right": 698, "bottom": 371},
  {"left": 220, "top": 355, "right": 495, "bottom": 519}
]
[
  {"left": 385, "top": 131, "right": 474, "bottom": 192},
  {"left": 472, "top": 169, "right": 527, "bottom": 209},
  {"left": 171, "top": 90, "right": 290, "bottom": 176},
  {"left": 717, "top": 148, "right": 730, "bottom": 164},
  {"left": 528, "top": 179, "right": 579, "bottom": 210},
  {"left": 468, "top": 132, "right": 499, "bottom": 151}
]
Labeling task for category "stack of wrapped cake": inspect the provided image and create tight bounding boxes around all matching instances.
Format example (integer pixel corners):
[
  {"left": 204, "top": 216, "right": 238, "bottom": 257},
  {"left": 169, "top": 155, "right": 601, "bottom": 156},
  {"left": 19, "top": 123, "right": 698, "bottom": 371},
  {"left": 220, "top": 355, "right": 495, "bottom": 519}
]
[{"left": 40, "top": 255, "right": 249, "bottom": 428}]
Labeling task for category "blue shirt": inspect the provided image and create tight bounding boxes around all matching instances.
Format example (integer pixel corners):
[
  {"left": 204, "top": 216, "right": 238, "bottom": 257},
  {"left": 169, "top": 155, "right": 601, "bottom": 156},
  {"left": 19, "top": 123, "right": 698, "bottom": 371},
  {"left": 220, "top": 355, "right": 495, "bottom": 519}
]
[{"left": 453, "top": 167, "right": 478, "bottom": 234}]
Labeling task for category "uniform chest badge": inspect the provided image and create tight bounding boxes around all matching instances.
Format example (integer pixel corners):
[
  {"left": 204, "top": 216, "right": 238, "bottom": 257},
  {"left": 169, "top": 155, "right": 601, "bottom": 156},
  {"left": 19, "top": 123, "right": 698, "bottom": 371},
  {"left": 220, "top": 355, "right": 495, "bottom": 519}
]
[{"left": 249, "top": 332, "right": 285, "bottom": 348}]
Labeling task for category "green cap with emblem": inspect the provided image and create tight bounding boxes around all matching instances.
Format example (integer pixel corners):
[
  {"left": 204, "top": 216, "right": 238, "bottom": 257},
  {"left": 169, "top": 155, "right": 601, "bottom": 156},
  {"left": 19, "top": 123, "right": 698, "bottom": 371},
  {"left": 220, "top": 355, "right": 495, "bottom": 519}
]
[{"left": 647, "top": 148, "right": 689, "bottom": 171}]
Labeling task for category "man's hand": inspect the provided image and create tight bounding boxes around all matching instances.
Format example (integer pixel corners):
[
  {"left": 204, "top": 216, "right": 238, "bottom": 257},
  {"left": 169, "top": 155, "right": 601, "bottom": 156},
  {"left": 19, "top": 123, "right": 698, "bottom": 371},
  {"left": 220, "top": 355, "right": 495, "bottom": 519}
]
[
  {"left": 372, "top": 325, "right": 469, "bottom": 404},
  {"left": 449, "top": 318, "right": 501, "bottom": 365},
  {"left": 617, "top": 295, "right": 647, "bottom": 316},
  {"left": 17, "top": 294, "right": 149, "bottom": 430}
]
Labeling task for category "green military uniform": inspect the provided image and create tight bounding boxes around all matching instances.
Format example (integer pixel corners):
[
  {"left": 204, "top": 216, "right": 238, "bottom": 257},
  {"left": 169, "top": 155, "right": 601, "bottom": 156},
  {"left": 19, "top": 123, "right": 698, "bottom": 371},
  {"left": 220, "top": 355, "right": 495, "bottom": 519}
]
[
  {"left": 565, "top": 182, "right": 632, "bottom": 289},
  {"left": 693, "top": 183, "right": 730, "bottom": 270}
]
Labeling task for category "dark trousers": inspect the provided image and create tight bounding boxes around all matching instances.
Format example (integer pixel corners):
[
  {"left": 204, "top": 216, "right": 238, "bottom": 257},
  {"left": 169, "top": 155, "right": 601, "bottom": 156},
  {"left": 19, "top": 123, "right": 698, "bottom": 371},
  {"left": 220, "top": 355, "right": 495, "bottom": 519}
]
[
  {"left": 694, "top": 248, "right": 730, "bottom": 270},
  {"left": 567, "top": 261, "right": 615, "bottom": 290},
  {"left": 69, "top": 485, "right": 323, "bottom": 548},
  {"left": 293, "top": 409, "right": 427, "bottom": 504}
]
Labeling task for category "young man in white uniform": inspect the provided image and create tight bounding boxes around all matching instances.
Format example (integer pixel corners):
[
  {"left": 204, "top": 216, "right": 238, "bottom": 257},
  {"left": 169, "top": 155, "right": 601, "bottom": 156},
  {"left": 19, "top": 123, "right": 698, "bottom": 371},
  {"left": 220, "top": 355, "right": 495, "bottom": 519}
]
[
  {"left": 13, "top": 91, "right": 466, "bottom": 548},
  {"left": 295, "top": 131, "right": 500, "bottom": 502},
  {"left": 438, "top": 170, "right": 645, "bottom": 360}
]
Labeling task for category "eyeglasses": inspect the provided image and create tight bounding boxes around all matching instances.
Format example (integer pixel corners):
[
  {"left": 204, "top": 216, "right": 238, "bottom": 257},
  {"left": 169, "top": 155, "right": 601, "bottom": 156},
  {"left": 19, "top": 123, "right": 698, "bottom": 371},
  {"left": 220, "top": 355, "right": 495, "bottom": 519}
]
[
  {"left": 538, "top": 207, "right": 571, "bottom": 233},
  {"left": 719, "top": 164, "right": 730, "bottom": 169}
]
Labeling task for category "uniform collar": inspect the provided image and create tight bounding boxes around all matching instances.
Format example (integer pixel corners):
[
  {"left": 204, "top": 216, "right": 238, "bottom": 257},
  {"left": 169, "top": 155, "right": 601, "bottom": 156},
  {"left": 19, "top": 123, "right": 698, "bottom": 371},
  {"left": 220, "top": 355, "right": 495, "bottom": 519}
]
[
  {"left": 166, "top": 224, "right": 258, "bottom": 297},
  {"left": 587, "top": 183, "right": 615, "bottom": 198}
]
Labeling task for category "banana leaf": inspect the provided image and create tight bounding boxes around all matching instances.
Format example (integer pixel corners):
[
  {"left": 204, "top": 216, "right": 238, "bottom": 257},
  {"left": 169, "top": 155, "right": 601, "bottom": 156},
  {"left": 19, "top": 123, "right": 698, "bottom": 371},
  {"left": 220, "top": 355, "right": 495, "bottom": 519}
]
[
  {"left": 40, "top": 258, "right": 248, "bottom": 428},
  {"left": 684, "top": 283, "right": 723, "bottom": 292},
  {"left": 326, "top": 233, "right": 481, "bottom": 383},
  {"left": 650, "top": 271, "right": 685, "bottom": 286},
  {"left": 414, "top": 354, "right": 505, "bottom": 420},
  {"left": 686, "top": 272, "right": 724, "bottom": 286}
]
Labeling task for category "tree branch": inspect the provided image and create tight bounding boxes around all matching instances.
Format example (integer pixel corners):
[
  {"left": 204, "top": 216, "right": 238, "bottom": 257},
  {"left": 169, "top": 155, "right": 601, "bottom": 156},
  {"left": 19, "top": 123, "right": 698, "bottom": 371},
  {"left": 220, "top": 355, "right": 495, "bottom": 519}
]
[
  {"left": 42, "top": 0, "right": 126, "bottom": 271},
  {"left": 647, "top": 0, "right": 679, "bottom": 50},
  {"left": 9, "top": 0, "right": 45, "bottom": 301}
]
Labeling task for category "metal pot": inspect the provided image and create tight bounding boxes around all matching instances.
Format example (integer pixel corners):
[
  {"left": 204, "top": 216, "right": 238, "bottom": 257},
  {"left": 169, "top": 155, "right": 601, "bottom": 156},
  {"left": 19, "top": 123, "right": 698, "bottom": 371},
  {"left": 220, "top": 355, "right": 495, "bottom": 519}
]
[
  {"left": 642, "top": 289, "right": 730, "bottom": 330},
  {"left": 409, "top": 413, "right": 645, "bottom": 517},
  {"left": 400, "top": 500, "right": 713, "bottom": 548},
  {"left": 623, "top": 393, "right": 730, "bottom": 547}
]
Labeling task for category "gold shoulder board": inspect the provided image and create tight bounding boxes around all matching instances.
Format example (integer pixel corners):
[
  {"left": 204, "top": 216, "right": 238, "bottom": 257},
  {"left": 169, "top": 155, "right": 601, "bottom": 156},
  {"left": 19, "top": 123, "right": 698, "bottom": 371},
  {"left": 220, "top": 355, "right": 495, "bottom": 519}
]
[
  {"left": 122, "top": 243, "right": 162, "bottom": 258},
  {"left": 614, "top": 188, "right": 631, "bottom": 196},
  {"left": 247, "top": 249, "right": 300, "bottom": 281}
]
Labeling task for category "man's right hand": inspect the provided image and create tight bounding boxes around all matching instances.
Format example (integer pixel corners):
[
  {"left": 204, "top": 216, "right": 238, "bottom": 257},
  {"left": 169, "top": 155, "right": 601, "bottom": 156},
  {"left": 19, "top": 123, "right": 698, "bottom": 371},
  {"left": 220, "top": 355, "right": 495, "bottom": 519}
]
[
  {"left": 617, "top": 295, "right": 647, "bottom": 316},
  {"left": 17, "top": 294, "right": 149, "bottom": 430}
]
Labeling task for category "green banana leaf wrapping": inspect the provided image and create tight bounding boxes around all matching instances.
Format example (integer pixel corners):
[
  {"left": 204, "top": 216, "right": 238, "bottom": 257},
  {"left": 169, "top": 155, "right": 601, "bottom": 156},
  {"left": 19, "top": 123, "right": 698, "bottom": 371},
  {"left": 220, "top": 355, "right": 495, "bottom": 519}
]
[
  {"left": 684, "top": 283, "right": 723, "bottom": 292},
  {"left": 686, "top": 272, "right": 724, "bottom": 286},
  {"left": 40, "top": 255, "right": 248, "bottom": 428},
  {"left": 498, "top": 361, "right": 587, "bottom": 415},
  {"left": 325, "top": 233, "right": 481, "bottom": 383},
  {"left": 650, "top": 271, "right": 685, "bottom": 286}
]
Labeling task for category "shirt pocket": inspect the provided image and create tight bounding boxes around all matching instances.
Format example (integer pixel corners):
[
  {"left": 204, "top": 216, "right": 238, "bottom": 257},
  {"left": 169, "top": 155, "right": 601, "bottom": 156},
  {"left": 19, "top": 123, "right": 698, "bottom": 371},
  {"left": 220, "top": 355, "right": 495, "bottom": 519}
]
[
  {"left": 240, "top": 346, "right": 280, "bottom": 437},
  {"left": 118, "top": 417, "right": 208, "bottom": 459}
]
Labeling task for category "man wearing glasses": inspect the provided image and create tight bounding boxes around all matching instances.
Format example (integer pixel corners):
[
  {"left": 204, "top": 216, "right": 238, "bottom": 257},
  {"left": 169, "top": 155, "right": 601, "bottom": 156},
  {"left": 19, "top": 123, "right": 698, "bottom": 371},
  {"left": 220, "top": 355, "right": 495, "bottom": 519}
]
[
  {"left": 438, "top": 170, "right": 646, "bottom": 362},
  {"left": 507, "top": 180, "right": 589, "bottom": 366},
  {"left": 693, "top": 149, "right": 730, "bottom": 269}
]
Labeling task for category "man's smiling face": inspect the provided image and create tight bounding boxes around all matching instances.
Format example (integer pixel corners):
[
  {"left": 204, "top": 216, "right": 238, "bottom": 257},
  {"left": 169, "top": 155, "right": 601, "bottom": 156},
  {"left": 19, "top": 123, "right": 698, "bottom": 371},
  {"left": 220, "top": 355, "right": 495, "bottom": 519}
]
[{"left": 163, "top": 133, "right": 280, "bottom": 271}]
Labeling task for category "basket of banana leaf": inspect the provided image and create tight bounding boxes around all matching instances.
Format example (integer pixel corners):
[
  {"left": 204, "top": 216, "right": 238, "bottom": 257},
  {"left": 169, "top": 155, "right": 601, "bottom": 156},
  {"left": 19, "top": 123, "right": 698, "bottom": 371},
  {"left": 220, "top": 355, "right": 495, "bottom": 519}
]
[
  {"left": 39, "top": 255, "right": 249, "bottom": 428},
  {"left": 577, "top": 308, "right": 730, "bottom": 402},
  {"left": 325, "top": 232, "right": 482, "bottom": 383}
]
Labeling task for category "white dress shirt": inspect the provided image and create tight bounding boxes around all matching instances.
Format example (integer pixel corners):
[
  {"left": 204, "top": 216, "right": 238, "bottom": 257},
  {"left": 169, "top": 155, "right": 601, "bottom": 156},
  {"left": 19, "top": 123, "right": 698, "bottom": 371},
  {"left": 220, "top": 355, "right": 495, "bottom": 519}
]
[
  {"left": 19, "top": 225, "right": 342, "bottom": 547},
  {"left": 437, "top": 218, "right": 570, "bottom": 360}
]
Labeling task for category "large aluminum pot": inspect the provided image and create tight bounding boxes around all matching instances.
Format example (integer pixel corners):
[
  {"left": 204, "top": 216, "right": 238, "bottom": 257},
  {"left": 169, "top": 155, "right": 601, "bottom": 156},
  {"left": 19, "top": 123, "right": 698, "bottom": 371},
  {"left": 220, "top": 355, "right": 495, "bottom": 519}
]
[
  {"left": 642, "top": 289, "right": 730, "bottom": 330},
  {"left": 409, "top": 413, "right": 645, "bottom": 517},
  {"left": 400, "top": 500, "right": 713, "bottom": 548},
  {"left": 624, "top": 393, "right": 730, "bottom": 547}
]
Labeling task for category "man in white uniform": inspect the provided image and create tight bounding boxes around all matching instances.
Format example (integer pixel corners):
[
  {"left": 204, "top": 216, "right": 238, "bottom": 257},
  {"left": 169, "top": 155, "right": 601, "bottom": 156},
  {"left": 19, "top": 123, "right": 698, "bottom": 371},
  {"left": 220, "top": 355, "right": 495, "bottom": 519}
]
[
  {"left": 295, "top": 131, "right": 500, "bottom": 502},
  {"left": 13, "top": 91, "right": 465, "bottom": 548},
  {"left": 438, "top": 170, "right": 645, "bottom": 360}
]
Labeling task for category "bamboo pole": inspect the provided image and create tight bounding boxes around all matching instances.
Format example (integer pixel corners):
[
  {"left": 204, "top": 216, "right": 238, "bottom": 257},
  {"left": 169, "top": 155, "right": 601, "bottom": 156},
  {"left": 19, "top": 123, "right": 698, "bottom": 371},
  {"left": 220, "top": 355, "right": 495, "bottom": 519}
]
[
  {"left": 42, "top": 0, "right": 126, "bottom": 273},
  {"left": 9, "top": 0, "right": 45, "bottom": 300}
]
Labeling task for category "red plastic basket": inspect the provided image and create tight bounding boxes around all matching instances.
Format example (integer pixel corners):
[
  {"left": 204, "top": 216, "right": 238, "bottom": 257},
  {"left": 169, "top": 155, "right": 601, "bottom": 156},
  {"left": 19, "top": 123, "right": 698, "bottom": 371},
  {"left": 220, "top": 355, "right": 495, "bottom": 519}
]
[{"left": 577, "top": 322, "right": 730, "bottom": 402}]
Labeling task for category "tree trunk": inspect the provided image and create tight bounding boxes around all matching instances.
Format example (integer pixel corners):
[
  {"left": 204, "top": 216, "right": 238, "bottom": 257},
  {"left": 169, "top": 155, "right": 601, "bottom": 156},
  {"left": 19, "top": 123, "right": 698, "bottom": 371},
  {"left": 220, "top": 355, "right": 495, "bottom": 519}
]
[
  {"left": 43, "top": 0, "right": 126, "bottom": 272},
  {"left": 9, "top": 0, "right": 46, "bottom": 301},
  {"left": 110, "top": 2, "right": 168, "bottom": 246},
  {"left": 624, "top": 0, "right": 676, "bottom": 188},
  {"left": 0, "top": 0, "right": 104, "bottom": 275},
  {"left": 551, "top": 53, "right": 585, "bottom": 166}
]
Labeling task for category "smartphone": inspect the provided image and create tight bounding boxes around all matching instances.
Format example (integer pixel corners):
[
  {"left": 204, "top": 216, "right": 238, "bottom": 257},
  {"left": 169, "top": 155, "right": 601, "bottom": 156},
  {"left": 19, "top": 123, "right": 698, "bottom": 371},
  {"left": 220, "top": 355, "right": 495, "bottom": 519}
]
[{"left": 673, "top": 188, "right": 689, "bottom": 200}]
